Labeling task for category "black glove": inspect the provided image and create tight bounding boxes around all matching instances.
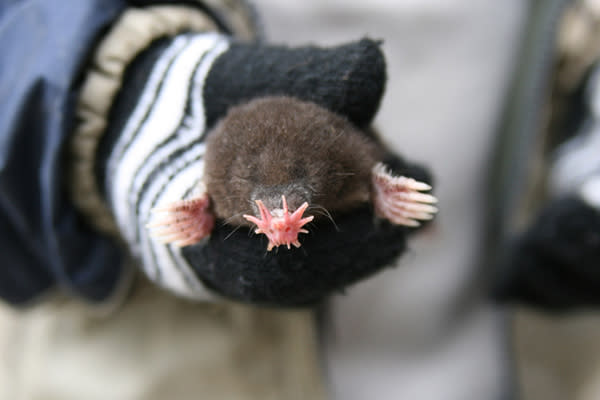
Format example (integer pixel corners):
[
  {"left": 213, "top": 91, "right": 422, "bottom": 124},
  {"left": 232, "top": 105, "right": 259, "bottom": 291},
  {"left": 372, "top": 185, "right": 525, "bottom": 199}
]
[{"left": 493, "top": 195, "right": 600, "bottom": 311}]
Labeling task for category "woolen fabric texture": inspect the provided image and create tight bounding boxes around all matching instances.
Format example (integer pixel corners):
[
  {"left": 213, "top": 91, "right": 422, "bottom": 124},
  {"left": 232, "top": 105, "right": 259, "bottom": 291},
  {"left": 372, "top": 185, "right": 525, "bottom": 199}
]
[
  {"left": 494, "top": 195, "right": 600, "bottom": 310},
  {"left": 203, "top": 38, "right": 386, "bottom": 130}
]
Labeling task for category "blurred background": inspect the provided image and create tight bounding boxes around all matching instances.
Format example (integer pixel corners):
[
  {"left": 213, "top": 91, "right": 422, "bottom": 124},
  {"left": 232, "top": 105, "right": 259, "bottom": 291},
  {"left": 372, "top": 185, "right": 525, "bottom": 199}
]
[{"left": 252, "top": 0, "right": 526, "bottom": 399}]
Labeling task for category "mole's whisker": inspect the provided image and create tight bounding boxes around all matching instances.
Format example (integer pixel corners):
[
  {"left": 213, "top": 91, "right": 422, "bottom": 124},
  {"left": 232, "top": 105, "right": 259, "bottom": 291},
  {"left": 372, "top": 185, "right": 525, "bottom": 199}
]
[
  {"left": 222, "top": 212, "right": 246, "bottom": 226},
  {"left": 308, "top": 204, "right": 339, "bottom": 231},
  {"left": 224, "top": 225, "right": 243, "bottom": 241}
]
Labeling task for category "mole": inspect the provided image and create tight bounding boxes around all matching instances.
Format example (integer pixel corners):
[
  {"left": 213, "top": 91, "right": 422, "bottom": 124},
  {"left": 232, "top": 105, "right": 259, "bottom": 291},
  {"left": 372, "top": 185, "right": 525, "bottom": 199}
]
[{"left": 147, "top": 96, "right": 437, "bottom": 250}]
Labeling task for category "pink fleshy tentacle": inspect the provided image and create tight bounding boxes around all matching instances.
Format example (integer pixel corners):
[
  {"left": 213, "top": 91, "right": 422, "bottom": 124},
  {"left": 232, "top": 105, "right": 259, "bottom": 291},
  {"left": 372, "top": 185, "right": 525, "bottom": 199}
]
[
  {"left": 244, "top": 200, "right": 271, "bottom": 229},
  {"left": 243, "top": 195, "right": 314, "bottom": 251}
]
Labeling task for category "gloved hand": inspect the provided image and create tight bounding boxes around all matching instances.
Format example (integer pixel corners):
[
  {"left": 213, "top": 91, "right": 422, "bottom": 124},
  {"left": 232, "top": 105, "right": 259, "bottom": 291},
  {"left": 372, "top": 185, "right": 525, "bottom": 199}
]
[
  {"left": 493, "top": 62, "right": 600, "bottom": 311},
  {"left": 493, "top": 195, "right": 600, "bottom": 310},
  {"left": 98, "top": 33, "right": 433, "bottom": 306}
]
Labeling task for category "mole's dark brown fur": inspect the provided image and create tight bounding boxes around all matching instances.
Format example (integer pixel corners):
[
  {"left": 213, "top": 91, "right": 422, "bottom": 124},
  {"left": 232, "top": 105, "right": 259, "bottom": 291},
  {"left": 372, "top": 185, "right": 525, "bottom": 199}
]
[
  {"left": 149, "top": 96, "right": 436, "bottom": 249},
  {"left": 204, "top": 96, "right": 384, "bottom": 226}
]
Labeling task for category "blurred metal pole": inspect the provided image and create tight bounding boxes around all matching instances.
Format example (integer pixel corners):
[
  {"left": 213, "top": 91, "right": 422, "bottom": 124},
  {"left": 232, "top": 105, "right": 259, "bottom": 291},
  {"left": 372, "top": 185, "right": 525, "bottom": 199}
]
[
  {"left": 485, "top": 1, "right": 571, "bottom": 399},
  {"left": 486, "top": 0, "right": 570, "bottom": 257}
]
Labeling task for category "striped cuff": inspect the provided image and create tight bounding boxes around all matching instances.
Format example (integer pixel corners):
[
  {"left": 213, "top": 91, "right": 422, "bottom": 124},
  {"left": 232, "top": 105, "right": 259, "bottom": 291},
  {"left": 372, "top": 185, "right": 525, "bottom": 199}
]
[
  {"left": 107, "top": 32, "right": 229, "bottom": 299},
  {"left": 580, "top": 174, "right": 600, "bottom": 210},
  {"left": 70, "top": 5, "right": 220, "bottom": 236},
  {"left": 550, "top": 65, "right": 600, "bottom": 203}
]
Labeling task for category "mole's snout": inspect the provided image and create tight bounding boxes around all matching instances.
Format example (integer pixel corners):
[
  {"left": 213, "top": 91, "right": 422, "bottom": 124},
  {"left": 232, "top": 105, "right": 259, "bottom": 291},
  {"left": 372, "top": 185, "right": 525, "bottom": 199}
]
[
  {"left": 249, "top": 183, "right": 311, "bottom": 214},
  {"left": 243, "top": 195, "right": 314, "bottom": 251}
]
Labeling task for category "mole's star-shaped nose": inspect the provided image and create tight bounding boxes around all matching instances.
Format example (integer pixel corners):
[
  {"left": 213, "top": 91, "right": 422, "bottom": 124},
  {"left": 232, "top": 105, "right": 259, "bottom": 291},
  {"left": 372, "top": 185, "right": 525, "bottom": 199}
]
[{"left": 243, "top": 195, "right": 314, "bottom": 251}]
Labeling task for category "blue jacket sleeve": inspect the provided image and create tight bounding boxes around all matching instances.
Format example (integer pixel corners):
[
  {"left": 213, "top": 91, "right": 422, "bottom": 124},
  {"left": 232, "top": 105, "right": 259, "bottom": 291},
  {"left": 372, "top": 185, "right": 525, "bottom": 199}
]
[{"left": 0, "top": 0, "right": 128, "bottom": 305}]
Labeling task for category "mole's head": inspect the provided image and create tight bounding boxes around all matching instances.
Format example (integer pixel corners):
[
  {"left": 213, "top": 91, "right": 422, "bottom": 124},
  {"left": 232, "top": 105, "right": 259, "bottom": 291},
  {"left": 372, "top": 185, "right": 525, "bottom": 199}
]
[
  {"left": 204, "top": 96, "right": 379, "bottom": 251},
  {"left": 243, "top": 184, "right": 314, "bottom": 251}
]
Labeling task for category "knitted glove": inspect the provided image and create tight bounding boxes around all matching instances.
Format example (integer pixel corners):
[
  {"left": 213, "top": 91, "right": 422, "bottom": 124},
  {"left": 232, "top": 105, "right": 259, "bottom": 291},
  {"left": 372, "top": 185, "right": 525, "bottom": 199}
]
[{"left": 100, "top": 32, "right": 432, "bottom": 306}]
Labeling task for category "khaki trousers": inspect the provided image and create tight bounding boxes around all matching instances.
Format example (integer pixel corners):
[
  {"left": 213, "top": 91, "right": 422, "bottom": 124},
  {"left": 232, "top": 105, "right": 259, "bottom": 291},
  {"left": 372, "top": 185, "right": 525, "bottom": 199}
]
[{"left": 0, "top": 278, "right": 325, "bottom": 400}]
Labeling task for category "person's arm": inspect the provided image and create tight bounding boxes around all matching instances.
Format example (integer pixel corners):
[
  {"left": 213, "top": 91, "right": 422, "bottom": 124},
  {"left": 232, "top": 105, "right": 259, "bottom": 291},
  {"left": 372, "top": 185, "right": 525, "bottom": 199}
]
[
  {"left": 493, "top": 61, "right": 600, "bottom": 311},
  {"left": 1, "top": 1, "right": 433, "bottom": 308}
]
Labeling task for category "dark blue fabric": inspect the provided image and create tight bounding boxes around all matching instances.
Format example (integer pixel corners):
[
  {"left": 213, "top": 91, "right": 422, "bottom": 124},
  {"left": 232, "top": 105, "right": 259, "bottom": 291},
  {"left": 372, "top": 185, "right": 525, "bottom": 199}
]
[{"left": 0, "top": 0, "right": 127, "bottom": 304}]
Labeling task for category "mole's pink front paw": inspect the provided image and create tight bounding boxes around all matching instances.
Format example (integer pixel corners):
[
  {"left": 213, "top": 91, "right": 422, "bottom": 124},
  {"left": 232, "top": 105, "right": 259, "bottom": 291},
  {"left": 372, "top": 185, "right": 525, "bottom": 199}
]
[
  {"left": 146, "top": 194, "right": 215, "bottom": 247},
  {"left": 372, "top": 162, "right": 438, "bottom": 227}
]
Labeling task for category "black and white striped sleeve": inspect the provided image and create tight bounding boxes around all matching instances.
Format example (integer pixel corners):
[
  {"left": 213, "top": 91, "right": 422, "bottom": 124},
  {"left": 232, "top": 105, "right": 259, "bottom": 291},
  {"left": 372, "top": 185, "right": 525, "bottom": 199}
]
[
  {"left": 105, "top": 32, "right": 229, "bottom": 299},
  {"left": 550, "top": 63, "right": 600, "bottom": 211},
  {"left": 493, "top": 62, "right": 600, "bottom": 310}
]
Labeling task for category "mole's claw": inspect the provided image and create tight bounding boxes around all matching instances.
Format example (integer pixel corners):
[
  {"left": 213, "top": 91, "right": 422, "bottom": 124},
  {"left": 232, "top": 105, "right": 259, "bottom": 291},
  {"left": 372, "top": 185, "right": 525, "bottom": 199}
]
[
  {"left": 146, "top": 193, "right": 215, "bottom": 247},
  {"left": 405, "top": 192, "right": 438, "bottom": 204},
  {"left": 372, "top": 162, "right": 438, "bottom": 227}
]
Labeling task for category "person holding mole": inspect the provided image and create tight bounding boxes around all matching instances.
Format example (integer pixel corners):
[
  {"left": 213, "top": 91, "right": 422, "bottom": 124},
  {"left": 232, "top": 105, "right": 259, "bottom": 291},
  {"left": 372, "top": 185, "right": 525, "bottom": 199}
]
[
  {"left": 3, "top": 1, "right": 600, "bottom": 399},
  {"left": 0, "top": 0, "right": 436, "bottom": 398}
]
